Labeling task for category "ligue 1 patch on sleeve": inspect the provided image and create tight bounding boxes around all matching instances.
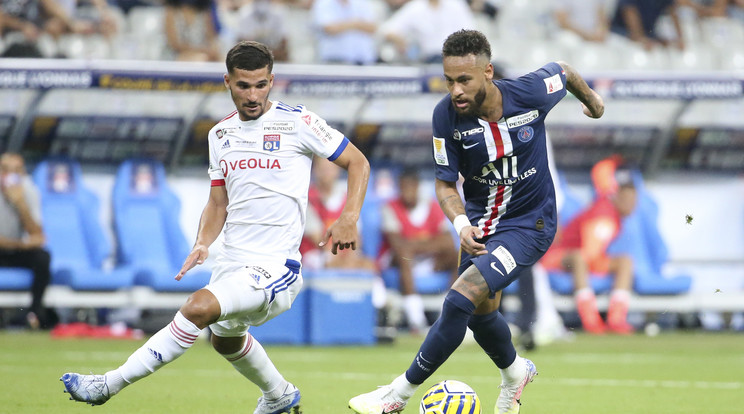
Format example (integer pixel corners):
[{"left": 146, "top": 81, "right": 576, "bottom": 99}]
[
  {"left": 543, "top": 73, "right": 564, "bottom": 94},
  {"left": 433, "top": 137, "right": 449, "bottom": 165},
  {"left": 491, "top": 245, "right": 517, "bottom": 274}
]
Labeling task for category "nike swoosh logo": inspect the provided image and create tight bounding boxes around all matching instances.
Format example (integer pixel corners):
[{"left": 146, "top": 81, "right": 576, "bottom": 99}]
[
  {"left": 462, "top": 142, "right": 480, "bottom": 149},
  {"left": 490, "top": 262, "right": 505, "bottom": 276}
]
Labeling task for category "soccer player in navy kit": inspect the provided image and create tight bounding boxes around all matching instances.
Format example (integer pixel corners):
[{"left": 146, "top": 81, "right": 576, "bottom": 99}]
[{"left": 349, "top": 30, "right": 604, "bottom": 414}]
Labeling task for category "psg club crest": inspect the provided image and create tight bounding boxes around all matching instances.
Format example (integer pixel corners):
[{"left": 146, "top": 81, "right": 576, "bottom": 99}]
[
  {"left": 517, "top": 126, "right": 534, "bottom": 143},
  {"left": 263, "top": 134, "right": 280, "bottom": 152}
]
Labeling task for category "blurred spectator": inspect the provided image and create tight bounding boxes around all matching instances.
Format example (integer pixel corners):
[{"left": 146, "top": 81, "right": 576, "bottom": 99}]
[
  {"left": 0, "top": 152, "right": 52, "bottom": 330},
  {"left": 114, "top": 0, "right": 161, "bottom": 14},
  {"left": 311, "top": 0, "right": 378, "bottom": 65},
  {"left": 610, "top": 0, "right": 685, "bottom": 50},
  {"left": 229, "top": 0, "right": 289, "bottom": 62},
  {"left": 50, "top": 0, "right": 119, "bottom": 39},
  {"left": 303, "top": 158, "right": 378, "bottom": 272},
  {"left": 0, "top": 0, "right": 92, "bottom": 43},
  {"left": 378, "top": 0, "right": 475, "bottom": 63},
  {"left": 679, "top": 0, "right": 744, "bottom": 22},
  {"left": 730, "top": 0, "right": 744, "bottom": 21},
  {"left": 379, "top": 168, "right": 458, "bottom": 333},
  {"left": 541, "top": 157, "right": 638, "bottom": 335},
  {"left": 468, "top": 0, "right": 499, "bottom": 20},
  {"left": 163, "top": 0, "right": 221, "bottom": 61},
  {"left": 678, "top": 0, "right": 728, "bottom": 17},
  {"left": 553, "top": 0, "right": 610, "bottom": 43}
]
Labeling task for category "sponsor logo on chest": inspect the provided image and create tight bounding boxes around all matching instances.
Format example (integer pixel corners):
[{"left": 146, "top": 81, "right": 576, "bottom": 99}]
[
  {"left": 454, "top": 126, "right": 484, "bottom": 140},
  {"left": 219, "top": 157, "right": 281, "bottom": 177},
  {"left": 505, "top": 110, "right": 539, "bottom": 129},
  {"left": 262, "top": 121, "right": 296, "bottom": 133}
]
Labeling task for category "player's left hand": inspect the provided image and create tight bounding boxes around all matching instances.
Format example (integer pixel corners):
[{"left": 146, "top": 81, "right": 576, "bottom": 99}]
[
  {"left": 581, "top": 89, "right": 604, "bottom": 119},
  {"left": 176, "top": 245, "right": 209, "bottom": 280},
  {"left": 320, "top": 215, "right": 358, "bottom": 255}
]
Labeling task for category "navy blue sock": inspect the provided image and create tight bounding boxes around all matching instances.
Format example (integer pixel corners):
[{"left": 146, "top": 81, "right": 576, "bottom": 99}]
[
  {"left": 404, "top": 290, "right": 475, "bottom": 385},
  {"left": 467, "top": 310, "right": 516, "bottom": 369}
]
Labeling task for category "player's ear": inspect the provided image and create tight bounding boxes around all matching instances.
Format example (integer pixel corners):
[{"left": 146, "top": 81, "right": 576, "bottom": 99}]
[
  {"left": 485, "top": 63, "right": 494, "bottom": 82},
  {"left": 223, "top": 73, "right": 230, "bottom": 89}
]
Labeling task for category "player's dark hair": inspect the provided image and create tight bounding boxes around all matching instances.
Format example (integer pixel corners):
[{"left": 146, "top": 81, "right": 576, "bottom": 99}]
[
  {"left": 398, "top": 166, "right": 420, "bottom": 182},
  {"left": 442, "top": 30, "right": 491, "bottom": 60},
  {"left": 226, "top": 41, "right": 274, "bottom": 74}
]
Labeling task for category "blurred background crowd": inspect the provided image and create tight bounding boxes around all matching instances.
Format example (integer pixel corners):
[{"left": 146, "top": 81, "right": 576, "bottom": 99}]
[{"left": 1, "top": 0, "right": 744, "bottom": 70}]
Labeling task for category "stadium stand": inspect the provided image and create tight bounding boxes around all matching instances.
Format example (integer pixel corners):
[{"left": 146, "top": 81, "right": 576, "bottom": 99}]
[
  {"left": 112, "top": 158, "right": 211, "bottom": 292},
  {"left": 31, "top": 158, "right": 136, "bottom": 291},
  {"left": 1, "top": 2, "right": 743, "bottom": 334}
]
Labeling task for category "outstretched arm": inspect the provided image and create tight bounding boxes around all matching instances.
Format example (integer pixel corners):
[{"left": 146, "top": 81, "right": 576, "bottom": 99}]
[
  {"left": 435, "top": 178, "right": 486, "bottom": 256},
  {"left": 557, "top": 61, "right": 605, "bottom": 119},
  {"left": 321, "top": 142, "right": 370, "bottom": 254},
  {"left": 176, "top": 185, "right": 228, "bottom": 280}
]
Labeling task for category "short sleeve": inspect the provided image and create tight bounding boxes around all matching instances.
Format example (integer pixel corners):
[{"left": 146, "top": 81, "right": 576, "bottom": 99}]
[
  {"left": 207, "top": 129, "right": 225, "bottom": 185},
  {"left": 297, "top": 108, "right": 348, "bottom": 161},
  {"left": 380, "top": 203, "right": 401, "bottom": 234},
  {"left": 311, "top": 0, "right": 336, "bottom": 28},
  {"left": 379, "top": 2, "right": 415, "bottom": 37},
  {"left": 506, "top": 62, "right": 567, "bottom": 114},
  {"left": 23, "top": 179, "right": 42, "bottom": 224},
  {"left": 431, "top": 99, "right": 460, "bottom": 182}
]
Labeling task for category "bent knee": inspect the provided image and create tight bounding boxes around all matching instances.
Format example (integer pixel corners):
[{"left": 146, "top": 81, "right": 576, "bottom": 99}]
[
  {"left": 211, "top": 333, "right": 246, "bottom": 355},
  {"left": 180, "top": 289, "right": 221, "bottom": 329}
]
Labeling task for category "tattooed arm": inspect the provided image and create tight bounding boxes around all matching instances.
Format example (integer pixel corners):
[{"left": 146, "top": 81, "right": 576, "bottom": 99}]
[{"left": 557, "top": 61, "right": 605, "bottom": 119}]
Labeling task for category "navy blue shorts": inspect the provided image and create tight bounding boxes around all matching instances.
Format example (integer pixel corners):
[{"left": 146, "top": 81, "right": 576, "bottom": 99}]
[{"left": 458, "top": 228, "right": 554, "bottom": 295}]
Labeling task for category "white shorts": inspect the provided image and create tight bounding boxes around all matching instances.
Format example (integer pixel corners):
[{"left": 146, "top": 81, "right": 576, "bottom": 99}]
[{"left": 205, "top": 259, "right": 303, "bottom": 337}]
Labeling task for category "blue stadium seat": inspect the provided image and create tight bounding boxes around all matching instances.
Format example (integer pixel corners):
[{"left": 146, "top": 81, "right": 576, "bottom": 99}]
[
  {"left": 617, "top": 172, "right": 692, "bottom": 295},
  {"left": 381, "top": 268, "right": 451, "bottom": 295},
  {"left": 113, "top": 159, "right": 211, "bottom": 292},
  {"left": 31, "top": 158, "right": 135, "bottom": 291},
  {"left": 304, "top": 268, "right": 376, "bottom": 345},
  {"left": 359, "top": 184, "right": 383, "bottom": 261},
  {"left": 548, "top": 270, "right": 613, "bottom": 295},
  {"left": 0, "top": 268, "right": 34, "bottom": 290},
  {"left": 547, "top": 171, "right": 610, "bottom": 294},
  {"left": 556, "top": 172, "right": 584, "bottom": 226},
  {"left": 249, "top": 289, "right": 308, "bottom": 345}
]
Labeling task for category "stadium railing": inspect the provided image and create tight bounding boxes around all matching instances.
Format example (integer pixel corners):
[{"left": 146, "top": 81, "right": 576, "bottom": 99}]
[{"left": 1, "top": 59, "right": 743, "bottom": 319}]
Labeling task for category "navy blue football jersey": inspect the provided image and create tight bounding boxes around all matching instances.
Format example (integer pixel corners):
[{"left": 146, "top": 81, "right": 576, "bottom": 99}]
[{"left": 432, "top": 62, "right": 567, "bottom": 239}]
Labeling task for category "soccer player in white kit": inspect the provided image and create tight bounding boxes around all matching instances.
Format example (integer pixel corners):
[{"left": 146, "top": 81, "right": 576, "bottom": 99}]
[{"left": 60, "top": 41, "right": 371, "bottom": 414}]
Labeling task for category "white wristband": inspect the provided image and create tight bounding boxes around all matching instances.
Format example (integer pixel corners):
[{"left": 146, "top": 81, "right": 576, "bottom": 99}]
[{"left": 453, "top": 214, "right": 471, "bottom": 235}]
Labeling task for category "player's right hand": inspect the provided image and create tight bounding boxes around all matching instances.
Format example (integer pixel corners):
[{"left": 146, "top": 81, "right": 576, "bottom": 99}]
[
  {"left": 176, "top": 245, "right": 209, "bottom": 280},
  {"left": 460, "top": 226, "right": 487, "bottom": 256}
]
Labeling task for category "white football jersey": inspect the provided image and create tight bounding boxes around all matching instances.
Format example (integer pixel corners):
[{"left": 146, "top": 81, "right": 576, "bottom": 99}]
[{"left": 208, "top": 101, "right": 348, "bottom": 264}]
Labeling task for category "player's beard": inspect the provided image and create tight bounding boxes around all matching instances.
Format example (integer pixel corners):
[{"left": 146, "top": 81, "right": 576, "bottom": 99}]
[
  {"left": 229, "top": 87, "right": 268, "bottom": 121},
  {"left": 240, "top": 101, "right": 265, "bottom": 121},
  {"left": 454, "top": 84, "right": 487, "bottom": 117}
]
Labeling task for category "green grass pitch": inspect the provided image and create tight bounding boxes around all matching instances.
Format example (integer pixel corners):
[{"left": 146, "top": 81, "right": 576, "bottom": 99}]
[{"left": 1, "top": 330, "right": 742, "bottom": 413}]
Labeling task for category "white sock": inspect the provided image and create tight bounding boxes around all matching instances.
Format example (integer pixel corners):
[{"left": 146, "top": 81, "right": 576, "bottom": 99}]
[
  {"left": 107, "top": 312, "right": 201, "bottom": 393},
  {"left": 610, "top": 289, "right": 631, "bottom": 303},
  {"left": 500, "top": 355, "right": 527, "bottom": 385},
  {"left": 403, "top": 294, "right": 427, "bottom": 330},
  {"left": 221, "top": 334, "right": 286, "bottom": 400},
  {"left": 574, "top": 287, "right": 595, "bottom": 301},
  {"left": 391, "top": 373, "right": 418, "bottom": 399}
]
